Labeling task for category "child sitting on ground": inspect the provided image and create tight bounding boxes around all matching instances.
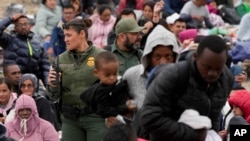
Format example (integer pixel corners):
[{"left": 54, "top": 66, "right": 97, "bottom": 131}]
[{"left": 80, "top": 51, "right": 136, "bottom": 120}]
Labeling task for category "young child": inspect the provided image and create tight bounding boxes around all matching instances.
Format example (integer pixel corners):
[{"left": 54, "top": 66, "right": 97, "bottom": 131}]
[
  {"left": 138, "top": 1, "right": 154, "bottom": 26},
  {"left": 220, "top": 90, "right": 250, "bottom": 140},
  {"left": 80, "top": 51, "right": 136, "bottom": 119},
  {"left": 228, "top": 90, "right": 250, "bottom": 124}
]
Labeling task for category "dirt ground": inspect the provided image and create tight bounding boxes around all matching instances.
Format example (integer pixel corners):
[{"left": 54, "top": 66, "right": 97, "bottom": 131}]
[{"left": 0, "top": 0, "right": 39, "bottom": 19}]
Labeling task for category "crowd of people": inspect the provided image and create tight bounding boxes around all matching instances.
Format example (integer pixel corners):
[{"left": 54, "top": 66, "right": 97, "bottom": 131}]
[{"left": 0, "top": 0, "right": 249, "bottom": 141}]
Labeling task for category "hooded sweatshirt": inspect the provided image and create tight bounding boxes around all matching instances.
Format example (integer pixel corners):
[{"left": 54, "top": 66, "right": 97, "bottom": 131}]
[
  {"left": 88, "top": 13, "right": 116, "bottom": 48},
  {"left": 123, "top": 25, "right": 179, "bottom": 109},
  {"left": 0, "top": 93, "right": 17, "bottom": 117},
  {"left": 5, "top": 95, "right": 59, "bottom": 141}
]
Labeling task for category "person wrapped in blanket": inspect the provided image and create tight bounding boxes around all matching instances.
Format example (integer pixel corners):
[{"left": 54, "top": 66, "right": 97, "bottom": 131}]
[{"left": 80, "top": 51, "right": 136, "bottom": 120}]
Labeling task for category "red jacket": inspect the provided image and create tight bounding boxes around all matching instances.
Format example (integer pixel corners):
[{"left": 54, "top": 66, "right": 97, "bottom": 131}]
[
  {"left": 117, "top": 0, "right": 144, "bottom": 14},
  {"left": 228, "top": 90, "right": 250, "bottom": 123}
]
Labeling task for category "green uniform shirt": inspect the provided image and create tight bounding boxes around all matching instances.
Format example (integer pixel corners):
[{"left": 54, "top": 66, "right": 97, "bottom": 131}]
[
  {"left": 111, "top": 44, "right": 141, "bottom": 76},
  {"left": 47, "top": 45, "right": 103, "bottom": 107}
]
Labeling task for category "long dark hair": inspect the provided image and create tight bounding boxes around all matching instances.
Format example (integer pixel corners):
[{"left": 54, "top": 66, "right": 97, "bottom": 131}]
[{"left": 0, "top": 77, "right": 12, "bottom": 91}]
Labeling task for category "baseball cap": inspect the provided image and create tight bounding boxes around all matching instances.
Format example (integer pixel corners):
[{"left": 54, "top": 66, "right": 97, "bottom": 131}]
[
  {"left": 166, "top": 13, "right": 180, "bottom": 24},
  {"left": 115, "top": 18, "right": 144, "bottom": 35}
]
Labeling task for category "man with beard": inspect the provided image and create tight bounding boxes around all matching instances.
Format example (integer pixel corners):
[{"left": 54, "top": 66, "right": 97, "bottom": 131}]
[
  {"left": 109, "top": 18, "right": 143, "bottom": 76},
  {"left": 0, "top": 14, "right": 50, "bottom": 86}
]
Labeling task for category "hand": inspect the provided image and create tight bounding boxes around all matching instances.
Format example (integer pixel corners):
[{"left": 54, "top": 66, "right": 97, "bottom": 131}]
[
  {"left": 12, "top": 13, "right": 25, "bottom": 21},
  {"left": 47, "top": 69, "right": 61, "bottom": 87},
  {"left": 192, "top": 15, "right": 204, "bottom": 22},
  {"left": 154, "top": 0, "right": 164, "bottom": 13},
  {"left": 182, "top": 39, "right": 194, "bottom": 48},
  {"left": 105, "top": 116, "right": 119, "bottom": 128},
  {"left": 126, "top": 100, "right": 137, "bottom": 112},
  {"left": 142, "top": 21, "right": 154, "bottom": 34},
  {"left": 218, "top": 130, "right": 227, "bottom": 141}
]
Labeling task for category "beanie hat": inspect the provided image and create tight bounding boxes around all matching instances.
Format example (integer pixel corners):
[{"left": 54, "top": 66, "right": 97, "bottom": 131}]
[{"left": 179, "top": 29, "right": 198, "bottom": 43}]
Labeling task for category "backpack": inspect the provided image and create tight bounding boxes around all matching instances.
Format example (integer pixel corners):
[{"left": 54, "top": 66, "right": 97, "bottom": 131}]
[
  {"left": 218, "top": 5, "right": 241, "bottom": 24},
  {"left": 235, "top": 3, "right": 250, "bottom": 17}
]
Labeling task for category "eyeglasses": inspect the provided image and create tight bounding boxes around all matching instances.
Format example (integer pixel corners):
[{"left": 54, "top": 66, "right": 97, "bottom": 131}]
[
  {"left": 15, "top": 23, "right": 30, "bottom": 28},
  {"left": 62, "top": 23, "right": 85, "bottom": 30},
  {"left": 21, "top": 84, "right": 34, "bottom": 89}
]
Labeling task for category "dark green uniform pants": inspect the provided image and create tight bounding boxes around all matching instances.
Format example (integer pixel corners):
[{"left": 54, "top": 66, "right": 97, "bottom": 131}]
[{"left": 61, "top": 113, "right": 107, "bottom": 141}]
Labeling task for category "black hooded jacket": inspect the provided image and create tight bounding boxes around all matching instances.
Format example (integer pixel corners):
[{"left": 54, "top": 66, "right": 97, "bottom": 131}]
[{"left": 140, "top": 52, "right": 234, "bottom": 141}]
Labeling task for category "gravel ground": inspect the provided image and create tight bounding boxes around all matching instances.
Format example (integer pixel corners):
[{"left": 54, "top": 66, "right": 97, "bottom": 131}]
[{"left": 0, "top": 0, "right": 39, "bottom": 19}]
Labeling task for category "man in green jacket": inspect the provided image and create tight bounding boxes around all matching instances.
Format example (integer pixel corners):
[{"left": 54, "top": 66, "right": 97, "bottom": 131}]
[{"left": 110, "top": 18, "right": 144, "bottom": 76}]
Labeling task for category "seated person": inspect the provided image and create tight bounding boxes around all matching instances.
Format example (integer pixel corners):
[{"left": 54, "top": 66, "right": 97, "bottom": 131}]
[
  {"left": 0, "top": 78, "right": 17, "bottom": 124},
  {"left": 5, "top": 95, "right": 59, "bottom": 141},
  {"left": 6, "top": 74, "right": 54, "bottom": 125},
  {"left": 80, "top": 52, "right": 136, "bottom": 119},
  {"left": 206, "top": 0, "right": 225, "bottom": 27},
  {"left": 180, "top": 0, "right": 213, "bottom": 29},
  {"left": 138, "top": 1, "right": 155, "bottom": 26}
]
